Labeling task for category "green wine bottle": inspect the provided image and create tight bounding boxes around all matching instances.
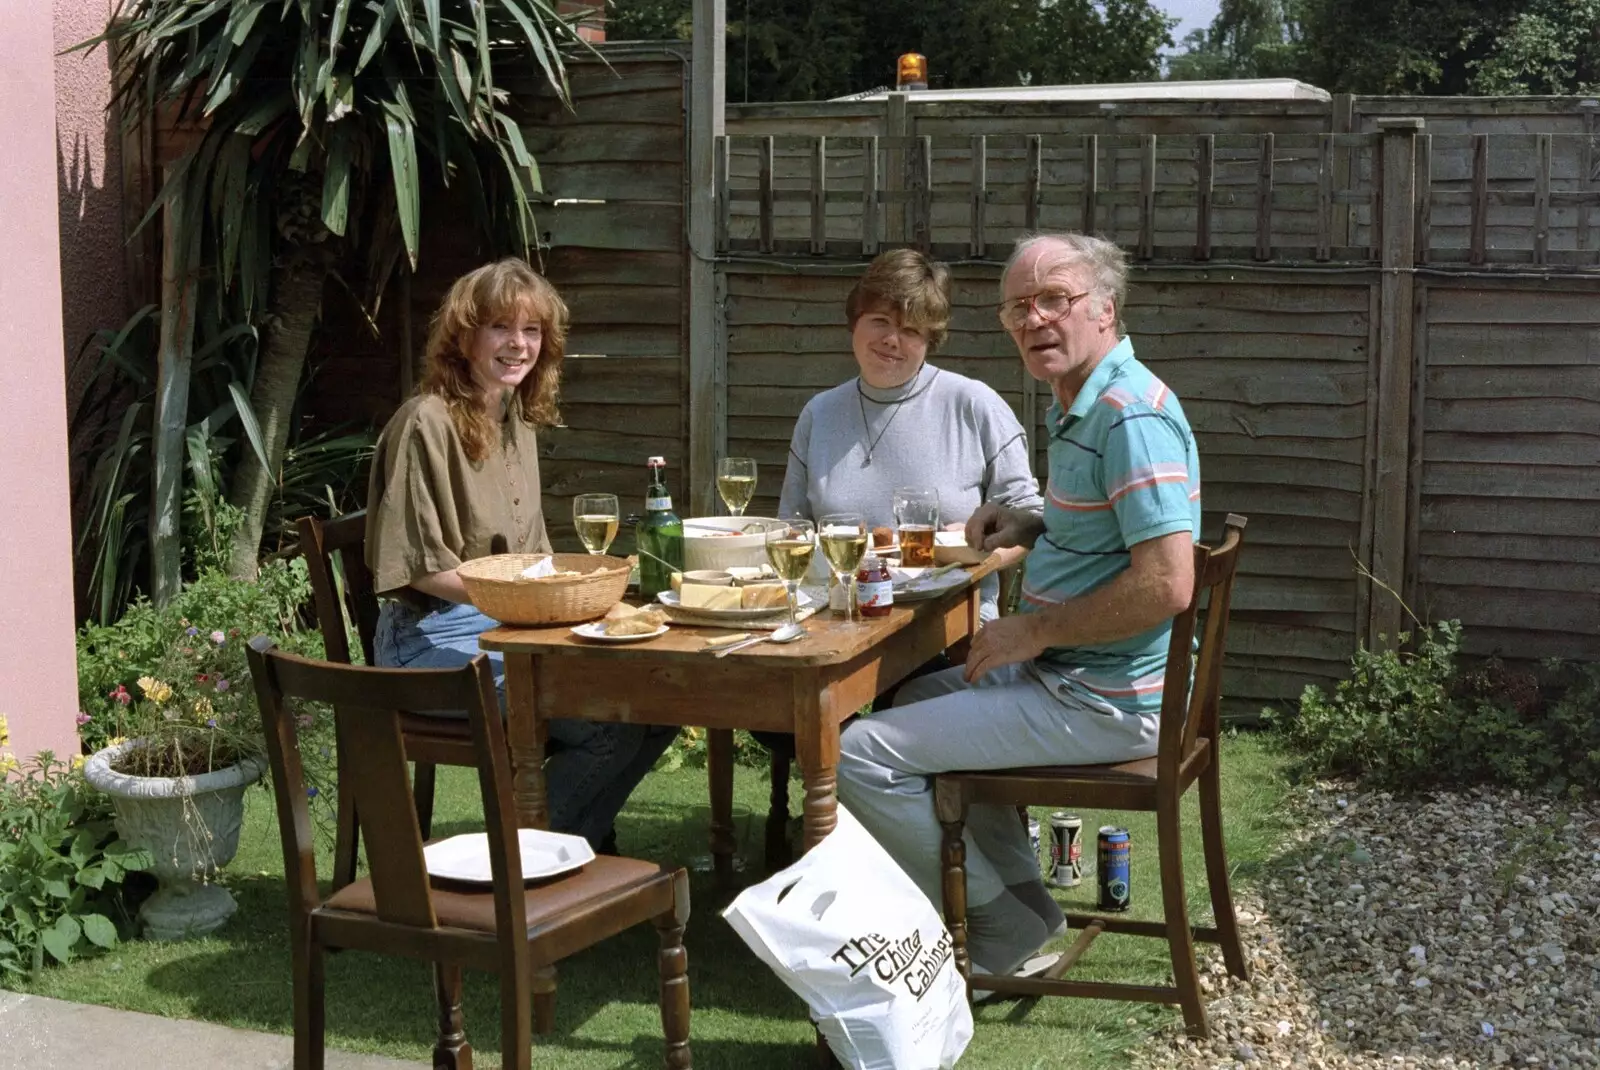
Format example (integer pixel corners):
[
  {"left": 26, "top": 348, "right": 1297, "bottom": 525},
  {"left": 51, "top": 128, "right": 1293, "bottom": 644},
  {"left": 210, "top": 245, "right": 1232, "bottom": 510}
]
[{"left": 636, "top": 456, "right": 684, "bottom": 599}]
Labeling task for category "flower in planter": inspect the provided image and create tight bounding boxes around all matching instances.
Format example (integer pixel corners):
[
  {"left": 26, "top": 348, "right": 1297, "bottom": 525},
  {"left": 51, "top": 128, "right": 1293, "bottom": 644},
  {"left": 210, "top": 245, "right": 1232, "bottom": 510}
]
[
  {"left": 210, "top": 631, "right": 226, "bottom": 645},
  {"left": 215, "top": 679, "right": 230, "bottom": 693},
  {"left": 108, "top": 685, "right": 132, "bottom": 706},
  {"left": 137, "top": 677, "right": 174, "bottom": 705},
  {"left": 76, "top": 711, "right": 92, "bottom": 726},
  {"left": 0, "top": 715, "right": 9, "bottom": 747}
]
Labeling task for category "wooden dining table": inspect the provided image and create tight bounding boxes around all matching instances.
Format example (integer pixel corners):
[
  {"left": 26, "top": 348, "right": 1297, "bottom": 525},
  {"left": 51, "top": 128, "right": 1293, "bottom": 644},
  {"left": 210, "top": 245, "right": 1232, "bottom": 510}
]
[{"left": 477, "top": 554, "right": 1005, "bottom": 867}]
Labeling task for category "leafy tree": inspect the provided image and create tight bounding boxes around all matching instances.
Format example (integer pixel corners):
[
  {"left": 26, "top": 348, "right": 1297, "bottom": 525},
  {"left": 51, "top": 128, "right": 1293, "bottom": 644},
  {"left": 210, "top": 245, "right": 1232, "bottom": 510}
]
[
  {"left": 1173, "top": 0, "right": 1600, "bottom": 95},
  {"left": 82, "top": 0, "right": 592, "bottom": 586},
  {"left": 1467, "top": 0, "right": 1600, "bottom": 93},
  {"left": 610, "top": 0, "right": 1175, "bottom": 101},
  {"left": 1166, "top": 0, "right": 1301, "bottom": 81}
]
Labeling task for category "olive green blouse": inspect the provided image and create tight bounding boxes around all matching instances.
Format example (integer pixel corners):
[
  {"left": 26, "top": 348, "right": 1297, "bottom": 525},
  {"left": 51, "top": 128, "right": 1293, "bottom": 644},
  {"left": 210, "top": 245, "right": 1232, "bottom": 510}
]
[{"left": 365, "top": 393, "right": 551, "bottom": 601}]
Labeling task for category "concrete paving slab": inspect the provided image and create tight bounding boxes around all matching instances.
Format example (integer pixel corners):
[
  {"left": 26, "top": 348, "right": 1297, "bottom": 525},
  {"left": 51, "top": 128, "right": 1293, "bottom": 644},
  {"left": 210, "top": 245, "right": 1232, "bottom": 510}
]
[{"left": 0, "top": 992, "right": 417, "bottom": 1069}]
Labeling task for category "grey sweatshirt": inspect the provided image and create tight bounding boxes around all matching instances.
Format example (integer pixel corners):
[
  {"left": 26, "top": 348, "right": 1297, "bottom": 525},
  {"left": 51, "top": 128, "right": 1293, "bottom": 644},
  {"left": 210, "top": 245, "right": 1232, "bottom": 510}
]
[{"left": 778, "top": 363, "right": 1043, "bottom": 531}]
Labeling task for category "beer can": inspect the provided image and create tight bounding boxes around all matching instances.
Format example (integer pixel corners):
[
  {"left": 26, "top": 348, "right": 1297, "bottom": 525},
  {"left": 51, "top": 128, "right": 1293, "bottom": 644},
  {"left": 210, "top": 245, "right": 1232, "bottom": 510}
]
[
  {"left": 1026, "top": 816, "right": 1041, "bottom": 865},
  {"left": 1097, "top": 826, "right": 1131, "bottom": 911},
  {"left": 1047, "top": 812, "right": 1083, "bottom": 887}
]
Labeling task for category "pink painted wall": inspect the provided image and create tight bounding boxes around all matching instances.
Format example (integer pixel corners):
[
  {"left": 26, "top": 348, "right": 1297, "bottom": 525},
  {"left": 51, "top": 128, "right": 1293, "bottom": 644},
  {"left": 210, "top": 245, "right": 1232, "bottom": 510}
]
[
  {"left": 55, "top": 0, "right": 130, "bottom": 398},
  {"left": 0, "top": 3, "right": 85, "bottom": 764}
]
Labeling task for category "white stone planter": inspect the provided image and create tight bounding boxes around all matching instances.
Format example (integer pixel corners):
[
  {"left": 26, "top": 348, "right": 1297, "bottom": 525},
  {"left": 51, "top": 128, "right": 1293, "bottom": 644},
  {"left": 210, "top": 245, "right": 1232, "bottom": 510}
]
[{"left": 82, "top": 740, "right": 266, "bottom": 941}]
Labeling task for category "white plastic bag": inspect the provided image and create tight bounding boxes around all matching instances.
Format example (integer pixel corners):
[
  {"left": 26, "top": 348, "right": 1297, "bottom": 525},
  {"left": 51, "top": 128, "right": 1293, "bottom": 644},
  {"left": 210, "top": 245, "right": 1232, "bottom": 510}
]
[{"left": 723, "top": 805, "right": 973, "bottom": 1070}]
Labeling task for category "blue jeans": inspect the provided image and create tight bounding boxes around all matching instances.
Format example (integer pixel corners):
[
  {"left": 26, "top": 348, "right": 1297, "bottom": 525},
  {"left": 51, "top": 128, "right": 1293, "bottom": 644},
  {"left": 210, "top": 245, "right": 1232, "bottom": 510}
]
[{"left": 374, "top": 599, "right": 678, "bottom": 849}]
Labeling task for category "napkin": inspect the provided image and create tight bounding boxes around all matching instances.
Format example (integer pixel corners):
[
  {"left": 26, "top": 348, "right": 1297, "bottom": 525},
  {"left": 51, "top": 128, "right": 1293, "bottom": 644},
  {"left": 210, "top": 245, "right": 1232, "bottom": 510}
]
[{"left": 520, "top": 556, "right": 557, "bottom": 579}]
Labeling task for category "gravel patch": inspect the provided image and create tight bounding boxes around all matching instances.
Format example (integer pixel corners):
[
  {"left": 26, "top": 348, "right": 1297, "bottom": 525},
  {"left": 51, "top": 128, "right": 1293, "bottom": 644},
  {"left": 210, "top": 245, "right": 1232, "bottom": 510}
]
[{"left": 1137, "top": 784, "right": 1600, "bottom": 1070}]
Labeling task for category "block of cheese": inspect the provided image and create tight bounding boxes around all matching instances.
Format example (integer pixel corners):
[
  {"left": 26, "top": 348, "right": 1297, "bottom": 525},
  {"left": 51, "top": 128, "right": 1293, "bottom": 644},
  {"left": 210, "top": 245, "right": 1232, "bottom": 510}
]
[
  {"left": 741, "top": 584, "right": 789, "bottom": 610},
  {"left": 678, "top": 583, "right": 744, "bottom": 611}
]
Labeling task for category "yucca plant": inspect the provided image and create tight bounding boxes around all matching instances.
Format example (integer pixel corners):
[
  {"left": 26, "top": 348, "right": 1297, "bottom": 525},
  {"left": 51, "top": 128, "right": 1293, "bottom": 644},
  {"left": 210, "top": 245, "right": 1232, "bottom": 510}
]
[{"left": 80, "top": 0, "right": 591, "bottom": 587}]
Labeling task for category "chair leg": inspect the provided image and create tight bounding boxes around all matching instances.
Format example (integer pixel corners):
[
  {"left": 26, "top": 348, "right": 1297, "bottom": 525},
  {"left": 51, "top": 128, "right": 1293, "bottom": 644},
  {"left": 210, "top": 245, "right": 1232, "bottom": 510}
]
[
  {"left": 432, "top": 963, "right": 473, "bottom": 1070},
  {"left": 765, "top": 752, "right": 793, "bottom": 872},
  {"left": 414, "top": 762, "right": 439, "bottom": 842},
  {"left": 706, "top": 729, "right": 737, "bottom": 881},
  {"left": 1156, "top": 798, "right": 1208, "bottom": 1038},
  {"left": 1199, "top": 753, "right": 1251, "bottom": 981},
  {"left": 933, "top": 780, "right": 971, "bottom": 982},
  {"left": 500, "top": 957, "right": 532, "bottom": 1070},
  {"left": 292, "top": 925, "right": 325, "bottom": 1070},
  {"left": 655, "top": 873, "right": 692, "bottom": 1069},
  {"left": 531, "top": 965, "right": 557, "bottom": 1035}
]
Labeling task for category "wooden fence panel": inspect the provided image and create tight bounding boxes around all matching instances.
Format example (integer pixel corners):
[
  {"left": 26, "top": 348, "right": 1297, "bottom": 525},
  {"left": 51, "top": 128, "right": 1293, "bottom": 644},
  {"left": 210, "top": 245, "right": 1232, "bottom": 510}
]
[{"left": 1414, "top": 280, "right": 1600, "bottom": 661}]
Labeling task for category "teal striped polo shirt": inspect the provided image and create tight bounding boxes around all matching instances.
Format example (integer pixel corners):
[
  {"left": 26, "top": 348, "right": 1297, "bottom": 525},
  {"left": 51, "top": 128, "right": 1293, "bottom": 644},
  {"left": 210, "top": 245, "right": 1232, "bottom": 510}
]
[{"left": 1019, "top": 338, "right": 1202, "bottom": 716}]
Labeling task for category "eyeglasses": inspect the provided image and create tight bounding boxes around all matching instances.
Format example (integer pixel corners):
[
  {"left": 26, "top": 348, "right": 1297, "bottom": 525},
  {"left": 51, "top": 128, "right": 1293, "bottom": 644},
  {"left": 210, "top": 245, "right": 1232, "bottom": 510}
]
[{"left": 997, "top": 288, "right": 1090, "bottom": 331}]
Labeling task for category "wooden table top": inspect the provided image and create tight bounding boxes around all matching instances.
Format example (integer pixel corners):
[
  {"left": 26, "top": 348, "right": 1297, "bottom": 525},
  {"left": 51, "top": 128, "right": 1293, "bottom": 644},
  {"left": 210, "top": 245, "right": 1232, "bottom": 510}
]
[{"left": 478, "top": 555, "right": 1002, "bottom": 667}]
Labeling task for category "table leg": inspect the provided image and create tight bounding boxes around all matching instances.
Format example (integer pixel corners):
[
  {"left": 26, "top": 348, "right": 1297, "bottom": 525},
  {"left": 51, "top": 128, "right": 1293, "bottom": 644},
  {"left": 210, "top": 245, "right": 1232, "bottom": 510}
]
[
  {"left": 792, "top": 686, "right": 839, "bottom": 853},
  {"left": 706, "top": 728, "right": 737, "bottom": 880},
  {"left": 503, "top": 652, "right": 548, "bottom": 830}
]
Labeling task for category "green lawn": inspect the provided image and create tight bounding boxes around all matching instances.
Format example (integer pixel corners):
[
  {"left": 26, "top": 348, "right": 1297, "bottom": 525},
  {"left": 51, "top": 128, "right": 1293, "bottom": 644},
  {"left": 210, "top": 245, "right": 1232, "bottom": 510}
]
[{"left": 20, "top": 732, "right": 1292, "bottom": 1069}]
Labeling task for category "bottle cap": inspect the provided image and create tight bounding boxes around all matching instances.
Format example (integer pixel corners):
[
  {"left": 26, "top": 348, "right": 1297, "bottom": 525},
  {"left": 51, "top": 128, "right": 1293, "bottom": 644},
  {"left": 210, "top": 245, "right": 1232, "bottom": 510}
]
[{"left": 647, "top": 456, "right": 665, "bottom": 466}]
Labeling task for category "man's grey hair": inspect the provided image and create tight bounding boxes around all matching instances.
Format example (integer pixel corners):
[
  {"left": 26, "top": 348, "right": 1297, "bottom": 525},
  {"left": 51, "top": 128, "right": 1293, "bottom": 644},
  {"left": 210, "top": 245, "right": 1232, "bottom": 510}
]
[{"left": 1002, "top": 232, "right": 1128, "bottom": 323}]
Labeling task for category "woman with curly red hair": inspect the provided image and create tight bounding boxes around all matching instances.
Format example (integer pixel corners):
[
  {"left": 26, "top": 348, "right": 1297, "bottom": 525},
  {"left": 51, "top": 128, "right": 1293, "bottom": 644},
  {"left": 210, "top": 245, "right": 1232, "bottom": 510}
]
[{"left": 365, "top": 258, "right": 674, "bottom": 852}]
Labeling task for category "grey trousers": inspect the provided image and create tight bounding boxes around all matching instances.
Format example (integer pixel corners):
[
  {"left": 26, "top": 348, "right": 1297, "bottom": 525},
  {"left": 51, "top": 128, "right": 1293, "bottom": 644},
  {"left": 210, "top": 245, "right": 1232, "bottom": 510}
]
[{"left": 837, "top": 660, "right": 1158, "bottom": 908}]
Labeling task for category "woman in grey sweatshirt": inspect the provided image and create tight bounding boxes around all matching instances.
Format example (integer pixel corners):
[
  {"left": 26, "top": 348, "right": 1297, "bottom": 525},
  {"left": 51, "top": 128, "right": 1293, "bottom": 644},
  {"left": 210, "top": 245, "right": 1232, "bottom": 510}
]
[{"left": 777, "top": 249, "right": 1043, "bottom": 622}]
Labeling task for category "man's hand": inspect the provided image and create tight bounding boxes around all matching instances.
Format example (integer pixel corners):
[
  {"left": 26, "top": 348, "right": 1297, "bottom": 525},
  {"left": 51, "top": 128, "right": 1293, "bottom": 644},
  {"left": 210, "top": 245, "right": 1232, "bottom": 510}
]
[
  {"left": 962, "top": 614, "right": 1048, "bottom": 684},
  {"left": 965, "top": 502, "right": 1044, "bottom": 552}
]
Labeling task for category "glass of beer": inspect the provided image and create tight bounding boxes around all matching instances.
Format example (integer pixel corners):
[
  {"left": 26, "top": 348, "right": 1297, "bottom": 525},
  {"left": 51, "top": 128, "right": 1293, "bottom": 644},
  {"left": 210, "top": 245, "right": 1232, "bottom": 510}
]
[
  {"left": 764, "top": 518, "right": 816, "bottom": 633},
  {"left": 717, "top": 456, "right": 758, "bottom": 516},
  {"left": 893, "top": 487, "right": 939, "bottom": 567},
  {"left": 572, "top": 493, "right": 620, "bottom": 555},
  {"left": 819, "top": 512, "right": 868, "bottom": 625}
]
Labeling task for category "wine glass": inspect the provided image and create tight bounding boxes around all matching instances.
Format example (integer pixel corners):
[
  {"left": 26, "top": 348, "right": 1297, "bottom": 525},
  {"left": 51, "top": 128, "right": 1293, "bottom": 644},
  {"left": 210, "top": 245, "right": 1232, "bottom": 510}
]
[
  {"left": 717, "top": 457, "right": 758, "bottom": 517},
  {"left": 819, "top": 512, "right": 867, "bottom": 625},
  {"left": 572, "top": 493, "right": 620, "bottom": 555},
  {"left": 893, "top": 487, "right": 940, "bottom": 568},
  {"left": 764, "top": 518, "right": 816, "bottom": 635}
]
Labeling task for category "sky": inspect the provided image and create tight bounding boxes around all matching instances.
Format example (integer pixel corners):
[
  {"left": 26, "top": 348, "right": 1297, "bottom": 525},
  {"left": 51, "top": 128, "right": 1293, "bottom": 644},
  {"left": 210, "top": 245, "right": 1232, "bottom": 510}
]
[{"left": 1159, "top": 0, "right": 1220, "bottom": 47}]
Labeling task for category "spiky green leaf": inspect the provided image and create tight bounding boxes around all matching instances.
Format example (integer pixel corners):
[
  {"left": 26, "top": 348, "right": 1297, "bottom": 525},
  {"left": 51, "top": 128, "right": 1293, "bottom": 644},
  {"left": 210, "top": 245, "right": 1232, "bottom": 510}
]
[
  {"left": 228, "top": 381, "right": 273, "bottom": 473},
  {"left": 321, "top": 122, "right": 354, "bottom": 234}
]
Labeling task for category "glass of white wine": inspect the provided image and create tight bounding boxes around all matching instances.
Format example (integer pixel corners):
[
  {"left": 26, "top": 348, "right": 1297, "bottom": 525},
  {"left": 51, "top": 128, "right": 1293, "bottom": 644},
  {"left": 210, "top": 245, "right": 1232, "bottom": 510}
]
[
  {"left": 717, "top": 456, "right": 758, "bottom": 516},
  {"left": 764, "top": 518, "right": 816, "bottom": 634},
  {"left": 819, "top": 512, "right": 868, "bottom": 625},
  {"left": 572, "top": 493, "right": 620, "bottom": 555}
]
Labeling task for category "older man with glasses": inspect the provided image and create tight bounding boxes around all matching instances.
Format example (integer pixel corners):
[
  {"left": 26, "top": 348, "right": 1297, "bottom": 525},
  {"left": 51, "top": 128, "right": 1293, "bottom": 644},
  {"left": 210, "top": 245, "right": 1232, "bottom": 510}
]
[{"left": 837, "top": 232, "right": 1203, "bottom": 983}]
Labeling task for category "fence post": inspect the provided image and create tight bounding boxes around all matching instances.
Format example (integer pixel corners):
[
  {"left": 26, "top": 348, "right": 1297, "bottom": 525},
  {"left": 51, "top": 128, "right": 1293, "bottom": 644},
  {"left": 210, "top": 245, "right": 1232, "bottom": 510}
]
[
  {"left": 687, "top": 0, "right": 726, "bottom": 517},
  {"left": 1367, "top": 118, "right": 1422, "bottom": 650},
  {"left": 884, "top": 92, "right": 908, "bottom": 245}
]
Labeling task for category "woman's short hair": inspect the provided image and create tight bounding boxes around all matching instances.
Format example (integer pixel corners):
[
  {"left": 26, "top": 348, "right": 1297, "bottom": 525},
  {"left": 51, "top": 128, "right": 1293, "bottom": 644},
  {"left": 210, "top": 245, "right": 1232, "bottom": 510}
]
[
  {"left": 1003, "top": 233, "right": 1128, "bottom": 327},
  {"left": 420, "top": 258, "right": 568, "bottom": 462},
  {"left": 845, "top": 249, "right": 952, "bottom": 351}
]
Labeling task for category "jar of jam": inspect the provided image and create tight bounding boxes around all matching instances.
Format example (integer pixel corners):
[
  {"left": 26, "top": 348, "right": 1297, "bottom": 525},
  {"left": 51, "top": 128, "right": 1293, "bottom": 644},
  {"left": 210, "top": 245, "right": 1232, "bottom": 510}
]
[{"left": 856, "top": 553, "right": 894, "bottom": 618}]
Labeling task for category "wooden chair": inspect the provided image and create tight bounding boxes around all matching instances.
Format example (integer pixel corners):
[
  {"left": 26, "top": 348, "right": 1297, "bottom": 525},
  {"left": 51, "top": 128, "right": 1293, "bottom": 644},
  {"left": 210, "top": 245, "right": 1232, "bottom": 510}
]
[
  {"left": 933, "top": 514, "right": 1250, "bottom": 1038},
  {"left": 246, "top": 637, "right": 692, "bottom": 1070},
  {"left": 296, "top": 511, "right": 478, "bottom": 891}
]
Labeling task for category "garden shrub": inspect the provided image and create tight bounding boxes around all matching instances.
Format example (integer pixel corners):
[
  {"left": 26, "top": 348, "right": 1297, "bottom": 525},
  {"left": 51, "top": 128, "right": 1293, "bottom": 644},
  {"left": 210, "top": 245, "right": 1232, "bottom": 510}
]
[
  {"left": 0, "top": 750, "right": 150, "bottom": 981},
  {"left": 76, "top": 559, "right": 318, "bottom": 754},
  {"left": 1268, "top": 619, "right": 1600, "bottom": 793}
]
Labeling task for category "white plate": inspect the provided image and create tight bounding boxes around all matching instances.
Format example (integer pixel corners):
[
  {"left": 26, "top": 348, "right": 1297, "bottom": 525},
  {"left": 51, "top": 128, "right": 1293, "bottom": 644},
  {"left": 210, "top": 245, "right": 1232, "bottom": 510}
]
[
  {"left": 656, "top": 587, "right": 813, "bottom": 620},
  {"left": 890, "top": 567, "right": 971, "bottom": 603},
  {"left": 569, "top": 621, "right": 669, "bottom": 643},
  {"left": 424, "top": 828, "right": 596, "bottom": 884}
]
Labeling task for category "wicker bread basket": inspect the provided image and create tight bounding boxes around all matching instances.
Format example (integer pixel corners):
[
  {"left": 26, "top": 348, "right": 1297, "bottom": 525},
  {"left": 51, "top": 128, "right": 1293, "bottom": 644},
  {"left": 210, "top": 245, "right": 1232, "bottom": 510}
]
[{"left": 456, "top": 553, "right": 630, "bottom": 626}]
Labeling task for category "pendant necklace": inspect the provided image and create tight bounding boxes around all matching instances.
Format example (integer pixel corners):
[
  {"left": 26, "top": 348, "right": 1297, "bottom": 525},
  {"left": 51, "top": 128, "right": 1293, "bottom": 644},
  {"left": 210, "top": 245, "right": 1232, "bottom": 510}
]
[{"left": 857, "top": 367, "right": 939, "bottom": 467}]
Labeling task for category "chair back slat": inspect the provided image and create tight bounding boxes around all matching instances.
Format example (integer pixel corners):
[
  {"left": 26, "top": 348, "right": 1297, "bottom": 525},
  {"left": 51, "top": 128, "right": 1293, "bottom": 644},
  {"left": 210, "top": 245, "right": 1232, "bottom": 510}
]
[
  {"left": 246, "top": 642, "right": 323, "bottom": 918},
  {"left": 1159, "top": 515, "right": 1247, "bottom": 773},
  {"left": 297, "top": 512, "right": 379, "bottom": 667},
  {"left": 246, "top": 638, "right": 528, "bottom": 939}
]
